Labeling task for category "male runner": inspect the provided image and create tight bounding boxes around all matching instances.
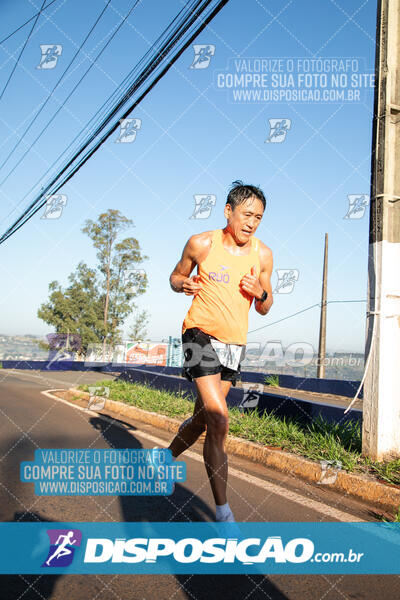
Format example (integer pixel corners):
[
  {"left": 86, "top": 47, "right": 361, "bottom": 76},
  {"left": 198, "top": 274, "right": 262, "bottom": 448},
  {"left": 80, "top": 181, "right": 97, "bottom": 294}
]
[{"left": 168, "top": 181, "right": 273, "bottom": 522}]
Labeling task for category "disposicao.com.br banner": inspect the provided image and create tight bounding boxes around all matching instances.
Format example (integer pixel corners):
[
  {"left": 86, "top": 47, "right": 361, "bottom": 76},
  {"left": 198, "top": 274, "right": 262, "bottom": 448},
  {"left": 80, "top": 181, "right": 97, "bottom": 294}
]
[{"left": 0, "top": 522, "right": 399, "bottom": 575}]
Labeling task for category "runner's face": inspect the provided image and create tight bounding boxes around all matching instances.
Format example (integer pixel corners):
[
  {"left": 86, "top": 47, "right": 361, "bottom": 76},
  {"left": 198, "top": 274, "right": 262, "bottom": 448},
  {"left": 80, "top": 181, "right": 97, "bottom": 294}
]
[{"left": 224, "top": 197, "right": 264, "bottom": 244}]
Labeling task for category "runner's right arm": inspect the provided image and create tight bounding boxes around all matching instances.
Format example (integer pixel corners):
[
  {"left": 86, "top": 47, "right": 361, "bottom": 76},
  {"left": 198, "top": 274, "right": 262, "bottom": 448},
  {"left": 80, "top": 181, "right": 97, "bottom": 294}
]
[{"left": 169, "top": 234, "right": 209, "bottom": 295}]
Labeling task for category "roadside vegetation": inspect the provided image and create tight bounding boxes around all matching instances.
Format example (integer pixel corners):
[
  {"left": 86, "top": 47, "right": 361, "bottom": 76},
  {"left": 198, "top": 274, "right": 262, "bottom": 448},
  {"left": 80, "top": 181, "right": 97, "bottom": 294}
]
[
  {"left": 264, "top": 374, "right": 280, "bottom": 387},
  {"left": 37, "top": 209, "right": 149, "bottom": 357},
  {"left": 78, "top": 379, "right": 400, "bottom": 488}
]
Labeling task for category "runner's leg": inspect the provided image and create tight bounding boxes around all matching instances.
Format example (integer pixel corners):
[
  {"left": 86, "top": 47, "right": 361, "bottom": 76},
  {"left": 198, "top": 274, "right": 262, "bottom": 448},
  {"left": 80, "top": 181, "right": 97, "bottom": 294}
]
[
  {"left": 194, "top": 373, "right": 230, "bottom": 506},
  {"left": 168, "top": 394, "right": 206, "bottom": 458},
  {"left": 168, "top": 379, "right": 232, "bottom": 458},
  {"left": 220, "top": 379, "right": 232, "bottom": 398}
]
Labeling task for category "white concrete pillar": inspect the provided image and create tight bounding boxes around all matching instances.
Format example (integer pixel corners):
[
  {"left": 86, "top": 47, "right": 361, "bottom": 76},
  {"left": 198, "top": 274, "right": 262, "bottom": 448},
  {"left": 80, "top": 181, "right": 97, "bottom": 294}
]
[{"left": 363, "top": 0, "right": 400, "bottom": 460}]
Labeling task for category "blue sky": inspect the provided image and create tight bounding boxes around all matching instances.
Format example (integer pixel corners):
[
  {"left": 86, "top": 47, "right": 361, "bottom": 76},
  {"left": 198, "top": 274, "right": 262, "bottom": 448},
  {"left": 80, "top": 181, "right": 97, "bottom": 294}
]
[{"left": 0, "top": 0, "right": 377, "bottom": 353}]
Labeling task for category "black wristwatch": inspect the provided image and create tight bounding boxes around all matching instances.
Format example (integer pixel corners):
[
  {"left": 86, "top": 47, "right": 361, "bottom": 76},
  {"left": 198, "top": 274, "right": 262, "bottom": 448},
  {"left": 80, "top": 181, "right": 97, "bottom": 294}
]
[{"left": 257, "top": 290, "right": 268, "bottom": 303}]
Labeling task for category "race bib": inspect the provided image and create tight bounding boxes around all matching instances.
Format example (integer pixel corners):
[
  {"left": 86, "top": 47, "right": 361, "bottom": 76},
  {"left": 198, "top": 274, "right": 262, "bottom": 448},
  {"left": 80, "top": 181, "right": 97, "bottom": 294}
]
[{"left": 210, "top": 339, "right": 244, "bottom": 370}]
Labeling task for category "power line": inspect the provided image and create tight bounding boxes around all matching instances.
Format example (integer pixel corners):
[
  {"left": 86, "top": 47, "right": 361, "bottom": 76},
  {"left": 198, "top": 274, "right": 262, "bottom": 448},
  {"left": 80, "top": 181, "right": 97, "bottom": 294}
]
[
  {"left": 0, "top": 0, "right": 46, "bottom": 102},
  {"left": 325, "top": 300, "right": 366, "bottom": 304},
  {"left": 0, "top": 0, "right": 230, "bottom": 244},
  {"left": 2, "top": 0, "right": 201, "bottom": 225},
  {"left": 0, "top": 0, "right": 112, "bottom": 177},
  {"left": 0, "top": 0, "right": 59, "bottom": 45},
  {"left": 1, "top": 0, "right": 198, "bottom": 225},
  {"left": 247, "top": 300, "right": 367, "bottom": 334},
  {"left": 0, "top": 0, "right": 143, "bottom": 224}
]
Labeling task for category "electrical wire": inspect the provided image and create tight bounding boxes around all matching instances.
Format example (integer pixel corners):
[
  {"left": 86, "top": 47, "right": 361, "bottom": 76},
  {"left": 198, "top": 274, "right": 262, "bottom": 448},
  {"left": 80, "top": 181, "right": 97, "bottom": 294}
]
[
  {"left": 0, "top": 0, "right": 112, "bottom": 176},
  {"left": 0, "top": 0, "right": 196, "bottom": 225},
  {"left": 0, "top": 0, "right": 141, "bottom": 188},
  {"left": 3, "top": 0, "right": 202, "bottom": 222},
  {"left": 0, "top": 0, "right": 46, "bottom": 102},
  {"left": 0, "top": 0, "right": 58, "bottom": 45},
  {"left": 0, "top": 0, "right": 195, "bottom": 225},
  {"left": 0, "top": 0, "right": 229, "bottom": 243},
  {"left": 343, "top": 264, "right": 377, "bottom": 413},
  {"left": 248, "top": 298, "right": 368, "bottom": 409},
  {"left": 248, "top": 299, "right": 366, "bottom": 334}
]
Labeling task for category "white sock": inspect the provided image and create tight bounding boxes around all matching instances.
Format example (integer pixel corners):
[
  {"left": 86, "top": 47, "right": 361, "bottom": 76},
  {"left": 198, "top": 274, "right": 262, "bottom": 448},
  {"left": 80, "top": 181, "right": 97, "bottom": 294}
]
[{"left": 215, "top": 502, "right": 235, "bottom": 522}]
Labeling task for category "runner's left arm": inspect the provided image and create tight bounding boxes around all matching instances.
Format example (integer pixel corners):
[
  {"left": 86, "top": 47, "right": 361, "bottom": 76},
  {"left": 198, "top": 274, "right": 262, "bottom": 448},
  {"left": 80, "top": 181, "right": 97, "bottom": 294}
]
[
  {"left": 239, "top": 242, "right": 273, "bottom": 315},
  {"left": 255, "top": 242, "right": 273, "bottom": 316}
]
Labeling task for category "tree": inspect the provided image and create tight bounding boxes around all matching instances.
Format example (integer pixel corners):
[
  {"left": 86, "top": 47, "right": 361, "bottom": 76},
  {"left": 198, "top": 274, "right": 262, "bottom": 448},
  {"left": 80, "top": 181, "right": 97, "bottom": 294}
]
[
  {"left": 37, "top": 262, "right": 105, "bottom": 355},
  {"left": 128, "top": 309, "right": 150, "bottom": 341},
  {"left": 82, "top": 209, "right": 148, "bottom": 355},
  {"left": 38, "top": 209, "right": 148, "bottom": 357}
]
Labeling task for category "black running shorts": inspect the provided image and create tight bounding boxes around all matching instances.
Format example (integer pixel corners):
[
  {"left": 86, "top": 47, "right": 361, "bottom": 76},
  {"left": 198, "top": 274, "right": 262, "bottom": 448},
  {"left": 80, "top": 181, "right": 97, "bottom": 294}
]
[{"left": 181, "top": 327, "right": 245, "bottom": 386}]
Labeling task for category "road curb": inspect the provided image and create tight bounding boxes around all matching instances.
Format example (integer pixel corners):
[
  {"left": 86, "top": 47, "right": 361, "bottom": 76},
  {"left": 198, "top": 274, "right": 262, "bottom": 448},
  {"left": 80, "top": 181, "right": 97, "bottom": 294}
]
[{"left": 68, "top": 388, "right": 400, "bottom": 514}]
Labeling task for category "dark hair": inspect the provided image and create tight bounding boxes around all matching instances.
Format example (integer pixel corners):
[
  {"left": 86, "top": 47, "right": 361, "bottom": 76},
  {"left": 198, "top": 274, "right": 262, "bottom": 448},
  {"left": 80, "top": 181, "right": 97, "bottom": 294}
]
[{"left": 226, "top": 180, "right": 266, "bottom": 211}]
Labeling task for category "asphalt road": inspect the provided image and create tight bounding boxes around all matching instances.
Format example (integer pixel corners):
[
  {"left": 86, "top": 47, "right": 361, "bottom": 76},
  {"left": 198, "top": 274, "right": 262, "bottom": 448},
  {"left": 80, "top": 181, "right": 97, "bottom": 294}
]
[{"left": 0, "top": 369, "right": 398, "bottom": 600}]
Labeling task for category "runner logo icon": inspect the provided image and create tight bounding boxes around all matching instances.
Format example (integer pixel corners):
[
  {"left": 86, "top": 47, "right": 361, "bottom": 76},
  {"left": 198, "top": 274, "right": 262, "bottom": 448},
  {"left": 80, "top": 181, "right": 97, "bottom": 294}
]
[{"left": 42, "top": 529, "right": 82, "bottom": 567}]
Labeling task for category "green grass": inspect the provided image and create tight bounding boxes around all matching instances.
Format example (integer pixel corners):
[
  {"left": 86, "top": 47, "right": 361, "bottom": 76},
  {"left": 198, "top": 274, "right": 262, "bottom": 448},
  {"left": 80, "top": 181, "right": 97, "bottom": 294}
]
[
  {"left": 364, "top": 456, "right": 400, "bottom": 486},
  {"left": 382, "top": 506, "right": 400, "bottom": 523},
  {"left": 79, "top": 379, "right": 195, "bottom": 420},
  {"left": 78, "top": 379, "right": 400, "bottom": 486},
  {"left": 264, "top": 374, "right": 280, "bottom": 387},
  {"left": 229, "top": 411, "right": 362, "bottom": 472}
]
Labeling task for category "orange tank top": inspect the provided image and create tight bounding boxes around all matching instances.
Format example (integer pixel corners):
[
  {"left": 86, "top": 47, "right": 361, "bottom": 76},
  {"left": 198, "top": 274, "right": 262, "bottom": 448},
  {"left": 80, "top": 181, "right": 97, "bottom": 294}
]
[{"left": 182, "top": 229, "right": 261, "bottom": 344}]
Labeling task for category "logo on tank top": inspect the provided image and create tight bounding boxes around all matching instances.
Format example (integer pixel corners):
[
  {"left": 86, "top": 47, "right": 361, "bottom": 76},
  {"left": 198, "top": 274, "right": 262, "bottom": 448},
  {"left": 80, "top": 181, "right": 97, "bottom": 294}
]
[{"left": 208, "top": 265, "right": 230, "bottom": 283}]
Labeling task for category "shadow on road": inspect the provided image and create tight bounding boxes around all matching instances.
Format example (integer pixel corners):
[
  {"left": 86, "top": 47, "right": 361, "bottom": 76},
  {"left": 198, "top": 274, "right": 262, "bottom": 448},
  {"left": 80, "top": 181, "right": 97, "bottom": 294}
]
[
  {"left": 0, "top": 400, "right": 288, "bottom": 599},
  {"left": 90, "top": 415, "right": 216, "bottom": 522},
  {"left": 89, "top": 415, "right": 288, "bottom": 599}
]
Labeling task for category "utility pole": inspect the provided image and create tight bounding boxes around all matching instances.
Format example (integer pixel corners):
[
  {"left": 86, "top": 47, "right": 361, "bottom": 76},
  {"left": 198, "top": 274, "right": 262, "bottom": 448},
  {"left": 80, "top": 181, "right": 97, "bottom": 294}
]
[
  {"left": 363, "top": 0, "right": 400, "bottom": 460},
  {"left": 317, "top": 234, "right": 328, "bottom": 379}
]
